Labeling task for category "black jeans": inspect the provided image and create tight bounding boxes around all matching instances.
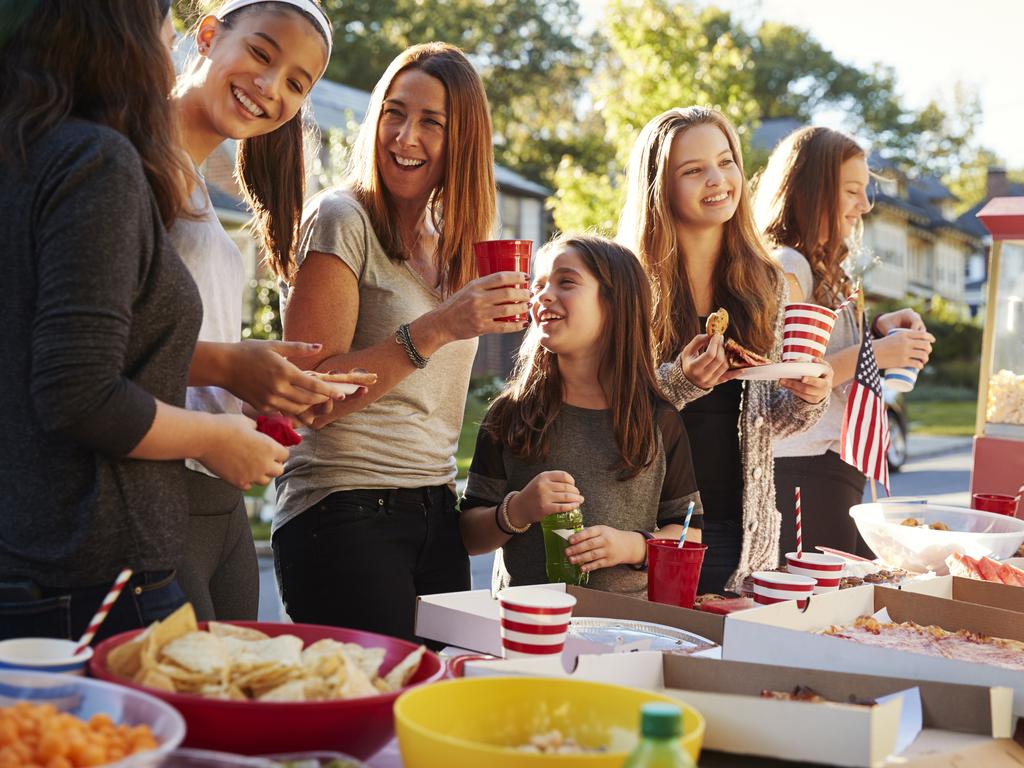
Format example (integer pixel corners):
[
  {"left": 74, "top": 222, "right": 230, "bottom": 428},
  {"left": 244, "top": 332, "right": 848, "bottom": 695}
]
[
  {"left": 0, "top": 570, "right": 186, "bottom": 643},
  {"left": 775, "top": 450, "right": 869, "bottom": 559},
  {"left": 697, "top": 520, "right": 743, "bottom": 595},
  {"left": 273, "top": 486, "right": 470, "bottom": 642}
]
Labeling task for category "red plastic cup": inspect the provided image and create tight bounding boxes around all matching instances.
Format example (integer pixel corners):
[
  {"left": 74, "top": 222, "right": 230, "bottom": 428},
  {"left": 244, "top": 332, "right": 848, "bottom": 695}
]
[
  {"left": 972, "top": 493, "right": 1020, "bottom": 517},
  {"left": 647, "top": 539, "right": 707, "bottom": 609},
  {"left": 474, "top": 239, "right": 532, "bottom": 322}
]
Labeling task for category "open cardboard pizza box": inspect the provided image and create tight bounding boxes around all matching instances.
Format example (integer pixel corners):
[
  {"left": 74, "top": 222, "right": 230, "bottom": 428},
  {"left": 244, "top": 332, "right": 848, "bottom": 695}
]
[
  {"left": 462, "top": 652, "right": 1012, "bottom": 767},
  {"left": 722, "top": 584, "right": 1024, "bottom": 715},
  {"left": 901, "top": 574, "right": 1024, "bottom": 612}
]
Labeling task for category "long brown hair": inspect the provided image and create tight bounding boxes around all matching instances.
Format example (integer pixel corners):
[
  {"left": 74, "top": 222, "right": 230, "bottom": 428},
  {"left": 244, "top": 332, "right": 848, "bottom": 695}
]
[
  {"left": 347, "top": 42, "right": 496, "bottom": 297},
  {"left": 0, "top": 0, "right": 194, "bottom": 225},
  {"left": 486, "top": 235, "right": 665, "bottom": 480},
  {"left": 199, "top": 1, "right": 332, "bottom": 281},
  {"left": 618, "top": 107, "right": 780, "bottom": 363},
  {"left": 754, "top": 126, "right": 866, "bottom": 307}
]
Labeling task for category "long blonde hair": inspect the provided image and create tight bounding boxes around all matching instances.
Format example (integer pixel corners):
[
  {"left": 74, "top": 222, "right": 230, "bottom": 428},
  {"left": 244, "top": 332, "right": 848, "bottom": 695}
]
[
  {"left": 618, "top": 106, "right": 780, "bottom": 363},
  {"left": 347, "top": 42, "right": 496, "bottom": 297},
  {"left": 754, "top": 126, "right": 865, "bottom": 307}
]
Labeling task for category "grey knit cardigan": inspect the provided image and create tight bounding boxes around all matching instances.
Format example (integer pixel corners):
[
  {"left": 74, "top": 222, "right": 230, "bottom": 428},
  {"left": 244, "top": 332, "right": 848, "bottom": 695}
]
[{"left": 657, "top": 274, "right": 829, "bottom": 591}]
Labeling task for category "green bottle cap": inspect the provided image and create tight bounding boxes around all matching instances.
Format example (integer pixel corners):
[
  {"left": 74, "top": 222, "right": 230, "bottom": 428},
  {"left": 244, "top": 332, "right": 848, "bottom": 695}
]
[{"left": 640, "top": 702, "right": 682, "bottom": 739}]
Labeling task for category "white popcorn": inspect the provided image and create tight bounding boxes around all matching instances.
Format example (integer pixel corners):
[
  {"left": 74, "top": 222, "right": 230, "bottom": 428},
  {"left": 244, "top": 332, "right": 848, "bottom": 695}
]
[{"left": 987, "top": 369, "right": 1024, "bottom": 425}]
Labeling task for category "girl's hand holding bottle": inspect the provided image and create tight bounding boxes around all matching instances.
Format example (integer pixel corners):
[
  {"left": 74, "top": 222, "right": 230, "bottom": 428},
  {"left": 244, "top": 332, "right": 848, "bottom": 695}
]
[
  {"left": 565, "top": 525, "right": 645, "bottom": 573},
  {"left": 505, "top": 470, "right": 585, "bottom": 528},
  {"left": 679, "top": 333, "right": 728, "bottom": 389}
]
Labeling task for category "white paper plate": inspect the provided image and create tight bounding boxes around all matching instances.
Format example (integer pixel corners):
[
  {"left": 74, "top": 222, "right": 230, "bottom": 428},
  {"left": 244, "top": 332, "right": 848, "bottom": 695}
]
[{"left": 732, "top": 361, "right": 829, "bottom": 381}]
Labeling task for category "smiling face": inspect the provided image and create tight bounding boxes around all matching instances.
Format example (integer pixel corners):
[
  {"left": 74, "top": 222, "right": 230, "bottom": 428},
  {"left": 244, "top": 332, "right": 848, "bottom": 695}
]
[
  {"left": 188, "top": 9, "right": 327, "bottom": 141},
  {"left": 530, "top": 246, "right": 605, "bottom": 359},
  {"left": 837, "top": 154, "right": 871, "bottom": 240},
  {"left": 375, "top": 68, "right": 448, "bottom": 206},
  {"left": 666, "top": 123, "right": 743, "bottom": 230}
]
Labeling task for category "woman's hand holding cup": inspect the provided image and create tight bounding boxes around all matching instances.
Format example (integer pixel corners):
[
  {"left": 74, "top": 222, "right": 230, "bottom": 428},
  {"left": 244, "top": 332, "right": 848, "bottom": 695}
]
[
  {"left": 873, "top": 327, "right": 934, "bottom": 370},
  {"left": 432, "top": 272, "right": 532, "bottom": 343}
]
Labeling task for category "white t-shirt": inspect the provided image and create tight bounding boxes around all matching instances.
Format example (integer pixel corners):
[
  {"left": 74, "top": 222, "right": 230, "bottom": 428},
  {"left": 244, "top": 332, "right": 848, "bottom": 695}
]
[
  {"left": 273, "top": 189, "right": 478, "bottom": 532},
  {"left": 167, "top": 175, "right": 245, "bottom": 475}
]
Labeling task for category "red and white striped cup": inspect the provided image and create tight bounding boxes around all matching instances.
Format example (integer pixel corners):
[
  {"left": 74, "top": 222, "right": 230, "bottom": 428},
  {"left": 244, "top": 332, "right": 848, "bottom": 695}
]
[
  {"left": 785, "top": 552, "right": 845, "bottom": 594},
  {"left": 497, "top": 587, "right": 576, "bottom": 659},
  {"left": 751, "top": 571, "right": 816, "bottom": 608},
  {"left": 782, "top": 303, "right": 838, "bottom": 362}
]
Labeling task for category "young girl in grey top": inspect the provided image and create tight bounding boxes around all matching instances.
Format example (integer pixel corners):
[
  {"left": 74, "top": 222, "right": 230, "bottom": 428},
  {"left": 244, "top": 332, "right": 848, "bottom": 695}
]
[{"left": 461, "top": 236, "right": 703, "bottom": 598}]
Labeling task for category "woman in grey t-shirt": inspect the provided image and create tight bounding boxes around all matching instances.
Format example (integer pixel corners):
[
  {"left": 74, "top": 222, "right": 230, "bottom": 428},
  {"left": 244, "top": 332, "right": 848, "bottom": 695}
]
[
  {"left": 755, "top": 126, "right": 935, "bottom": 555},
  {"left": 273, "top": 43, "right": 530, "bottom": 641}
]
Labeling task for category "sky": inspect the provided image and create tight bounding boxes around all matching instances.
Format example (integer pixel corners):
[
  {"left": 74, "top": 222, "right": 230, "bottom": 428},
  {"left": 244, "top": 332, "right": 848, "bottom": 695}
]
[{"left": 578, "top": 0, "right": 1024, "bottom": 168}]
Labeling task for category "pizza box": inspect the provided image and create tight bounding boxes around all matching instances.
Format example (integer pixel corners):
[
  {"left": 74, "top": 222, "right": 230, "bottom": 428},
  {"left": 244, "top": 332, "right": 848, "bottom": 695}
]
[
  {"left": 722, "top": 584, "right": 1024, "bottom": 715},
  {"left": 414, "top": 584, "right": 725, "bottom": 657},
  {"left": 462, "top": 653, "right": 1012, "bottom": 767},
  {"left": 901, "top": 574, "right": 1024, "bottom": 612}
]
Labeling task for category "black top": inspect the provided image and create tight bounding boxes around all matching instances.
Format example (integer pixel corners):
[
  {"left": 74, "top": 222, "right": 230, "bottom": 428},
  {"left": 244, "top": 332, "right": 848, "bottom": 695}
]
[
  {"left": 681, "top": 321, "right": 744, "bottom": 523},
  {"left": 0, "top": 119, "right": 203, "bottom": 587}
]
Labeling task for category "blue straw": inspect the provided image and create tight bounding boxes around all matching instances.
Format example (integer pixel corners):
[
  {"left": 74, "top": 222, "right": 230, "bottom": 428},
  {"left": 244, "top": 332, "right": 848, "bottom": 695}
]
[{"left": 677, "top": 500, "right": 695, "bottom": 548}]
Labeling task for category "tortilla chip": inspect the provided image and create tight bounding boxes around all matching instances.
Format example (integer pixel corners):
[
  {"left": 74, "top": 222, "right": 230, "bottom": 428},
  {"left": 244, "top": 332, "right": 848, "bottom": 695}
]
[
  {"left": 258, "top": 679, "right": 307, "bottom": 702},
  {"left": 161, "top": 631, "right": 229, "bottom": 677},
  {"left": 208, "top": 622, "right": 270, "bottom": 642},
  {"left": 135, "top": 668, "right": 178, "bottom": 694},
  {"left": 381, "top": 646, "right": 426, "bottom": 692},
  {"left": 338, "top": 653, "right": 378, "bottom": 699},
  {"left": 106, "top": 635, "right": 144, "bottom": 679},
  {"left": 221, "top": 635, "right": 303, "bottom": 670}
]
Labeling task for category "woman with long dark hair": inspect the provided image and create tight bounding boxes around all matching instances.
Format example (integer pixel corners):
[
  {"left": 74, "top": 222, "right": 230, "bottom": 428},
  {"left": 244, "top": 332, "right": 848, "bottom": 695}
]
[{"left": 0, "top": 0, "right": 284, "bottom": 641}]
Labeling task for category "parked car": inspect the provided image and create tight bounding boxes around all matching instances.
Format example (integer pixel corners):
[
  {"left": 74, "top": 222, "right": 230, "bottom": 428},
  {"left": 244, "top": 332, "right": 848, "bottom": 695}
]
[{"left": 885, "top": 388, "right": 909, "bottom": 472}]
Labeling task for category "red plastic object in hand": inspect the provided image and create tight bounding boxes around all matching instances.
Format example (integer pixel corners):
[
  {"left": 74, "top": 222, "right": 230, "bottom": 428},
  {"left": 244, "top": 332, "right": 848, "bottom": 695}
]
[{"left": 256, "top": 415, "right": 302, "bottom": 447}]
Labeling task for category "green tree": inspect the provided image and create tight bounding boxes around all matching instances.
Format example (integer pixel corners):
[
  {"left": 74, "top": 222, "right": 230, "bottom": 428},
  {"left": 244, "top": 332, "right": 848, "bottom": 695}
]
[{"left": 551, "top": 0, "right": 760, "bottom": 233}]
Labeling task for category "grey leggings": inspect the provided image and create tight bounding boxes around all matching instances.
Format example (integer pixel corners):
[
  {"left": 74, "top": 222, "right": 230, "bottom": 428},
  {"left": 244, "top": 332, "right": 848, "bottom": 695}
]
[{"left": 179, "top": 469, "right": 259, "bottom": 621}]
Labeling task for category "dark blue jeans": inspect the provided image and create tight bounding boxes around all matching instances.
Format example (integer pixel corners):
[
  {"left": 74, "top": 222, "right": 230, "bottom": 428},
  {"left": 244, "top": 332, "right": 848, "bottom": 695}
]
[
  {"left": 697, "top": 520, "right": 743, "bottom": 595},
  {"left": 0, "top": 570, "right": 186, "bottom": 643},
  {"left": 273, "top": 486, "right": 470, "bottom": 642}
]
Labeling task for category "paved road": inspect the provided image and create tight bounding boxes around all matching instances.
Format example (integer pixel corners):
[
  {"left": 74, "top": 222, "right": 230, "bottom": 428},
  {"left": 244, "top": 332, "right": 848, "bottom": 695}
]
[{"left": 257, "top": 440, "right": 974, "bottom": 621}]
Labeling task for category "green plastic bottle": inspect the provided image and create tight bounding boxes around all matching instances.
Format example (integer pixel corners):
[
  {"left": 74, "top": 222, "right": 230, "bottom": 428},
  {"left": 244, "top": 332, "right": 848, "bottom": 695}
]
[
  {"left": 622, "top": 703, "right": 695, "bottom": 768},
  {"left": 540, "top": 507, "right": 588, "bottom": 585}
]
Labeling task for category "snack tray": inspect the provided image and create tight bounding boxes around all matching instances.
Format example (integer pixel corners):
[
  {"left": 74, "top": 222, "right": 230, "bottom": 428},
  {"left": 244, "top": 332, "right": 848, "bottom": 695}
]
[{"left": 568, "top": 617, "right": 716, "bottom": 654}]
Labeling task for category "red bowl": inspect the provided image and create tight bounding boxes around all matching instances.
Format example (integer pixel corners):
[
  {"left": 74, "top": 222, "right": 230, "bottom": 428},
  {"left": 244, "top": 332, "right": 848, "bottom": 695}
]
[{"left": 89, "top": 621, "right": 443, "bottom": 759}]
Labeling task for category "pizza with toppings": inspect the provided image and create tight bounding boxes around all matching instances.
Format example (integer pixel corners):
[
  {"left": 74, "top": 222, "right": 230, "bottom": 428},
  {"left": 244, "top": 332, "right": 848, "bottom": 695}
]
[{"left": 821, "top": 616, "right": 1024, "bottom": 670}]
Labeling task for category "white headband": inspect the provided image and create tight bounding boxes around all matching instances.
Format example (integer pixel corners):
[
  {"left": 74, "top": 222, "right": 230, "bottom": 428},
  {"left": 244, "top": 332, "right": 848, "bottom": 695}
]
[{"left": 215, "top": 0, "right": 333, "bottom": 64}]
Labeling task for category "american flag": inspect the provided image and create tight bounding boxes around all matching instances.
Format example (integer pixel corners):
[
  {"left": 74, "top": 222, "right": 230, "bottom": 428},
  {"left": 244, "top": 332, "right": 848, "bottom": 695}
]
[{"left": 840, "top": 317, "right": 890, "bottom": 492}]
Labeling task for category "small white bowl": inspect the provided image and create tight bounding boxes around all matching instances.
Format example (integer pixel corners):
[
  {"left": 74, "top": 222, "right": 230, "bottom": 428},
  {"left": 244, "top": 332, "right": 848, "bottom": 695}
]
[{"left": 0, "top": 638, "right": 92, "bottom": 675}]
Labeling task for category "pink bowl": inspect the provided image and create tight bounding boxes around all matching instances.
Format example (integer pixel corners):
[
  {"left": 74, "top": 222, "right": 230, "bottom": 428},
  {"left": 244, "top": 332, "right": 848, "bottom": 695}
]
[{"left": 90, "top": 621, "right": 443, "bottom": 759}]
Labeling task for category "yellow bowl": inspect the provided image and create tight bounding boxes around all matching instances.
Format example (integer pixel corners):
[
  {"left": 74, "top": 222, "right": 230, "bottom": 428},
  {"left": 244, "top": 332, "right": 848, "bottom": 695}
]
[{"left": 394, "top": 676, "right": 704, "bottom": 768}]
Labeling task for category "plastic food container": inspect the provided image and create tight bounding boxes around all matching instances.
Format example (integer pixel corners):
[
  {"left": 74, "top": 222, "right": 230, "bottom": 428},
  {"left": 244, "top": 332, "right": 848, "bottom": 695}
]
[
  {"left": 850, "top": 502, "right": 1024, "bottom": 574},
  {"left": 90, "top": 622, "right": 444, "bottom": 759},
  {"left": 395, "top": 676, "right": 704, "bottom": 768},
  {"left": 0, "top": 668, "right": 185, "bottom": 766},
  {"left": 161, "top": 749, "right": 369, "bottom": 767}
]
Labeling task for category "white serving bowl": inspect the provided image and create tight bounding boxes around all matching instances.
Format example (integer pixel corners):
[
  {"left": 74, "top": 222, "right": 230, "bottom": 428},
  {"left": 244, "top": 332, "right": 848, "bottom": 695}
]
[{"left": 850, "top": 502, "right": 1024, "bottom": 574}]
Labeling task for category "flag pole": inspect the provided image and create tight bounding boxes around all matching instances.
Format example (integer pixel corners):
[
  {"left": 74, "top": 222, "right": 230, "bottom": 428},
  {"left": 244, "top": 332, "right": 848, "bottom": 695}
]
[{"left": 870, "top": 477, "right": 878, "bottom": 502}]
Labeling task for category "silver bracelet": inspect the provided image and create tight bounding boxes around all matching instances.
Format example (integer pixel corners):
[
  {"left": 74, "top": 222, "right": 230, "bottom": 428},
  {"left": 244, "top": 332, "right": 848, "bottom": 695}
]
[{"left": 395, "top": 323, "right": 429, "bottom": 369}]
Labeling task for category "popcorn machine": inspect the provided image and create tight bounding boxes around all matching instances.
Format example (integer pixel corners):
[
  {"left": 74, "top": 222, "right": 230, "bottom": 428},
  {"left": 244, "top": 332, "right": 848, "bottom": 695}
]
[{"left": 972, "top": 197, "right": 1024, "bottom": 497}]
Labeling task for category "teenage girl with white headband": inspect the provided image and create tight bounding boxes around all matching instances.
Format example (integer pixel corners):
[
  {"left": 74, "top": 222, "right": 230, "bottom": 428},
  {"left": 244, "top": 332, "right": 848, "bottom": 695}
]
[{"left": 168, "top": 0, "right": 375, "bottom": 620}]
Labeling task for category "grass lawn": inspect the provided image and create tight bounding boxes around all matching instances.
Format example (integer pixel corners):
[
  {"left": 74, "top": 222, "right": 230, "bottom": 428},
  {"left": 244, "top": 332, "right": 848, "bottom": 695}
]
[{"left": 907, "top": 399, "right": 977, "bottom": 437}]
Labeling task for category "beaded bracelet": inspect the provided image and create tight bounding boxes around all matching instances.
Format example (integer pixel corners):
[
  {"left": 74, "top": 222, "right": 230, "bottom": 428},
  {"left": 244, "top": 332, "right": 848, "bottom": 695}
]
[
  {"left": 500, "top": 491, "right": 530, "bottom": 534},
  {"left": 395, "top": 323, "right": 429, "bottom": 368}
]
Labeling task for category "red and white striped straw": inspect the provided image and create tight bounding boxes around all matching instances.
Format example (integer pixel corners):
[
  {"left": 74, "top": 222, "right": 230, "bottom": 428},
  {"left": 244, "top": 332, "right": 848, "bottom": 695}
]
[
  {"left": 833, "top": 288, "right": 860, "bottom": 313},
  {"left": 795, "top": 487, "right": 802, "bottom": 559},
  {"left": 73, "top": 568, "right": 132, "bottom": 655}
]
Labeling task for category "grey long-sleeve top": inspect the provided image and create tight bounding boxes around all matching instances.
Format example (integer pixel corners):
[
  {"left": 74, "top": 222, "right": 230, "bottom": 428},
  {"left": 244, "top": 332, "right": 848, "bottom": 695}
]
[{"left": 0, "top": 119, "right": 202, "bottom": 587}]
